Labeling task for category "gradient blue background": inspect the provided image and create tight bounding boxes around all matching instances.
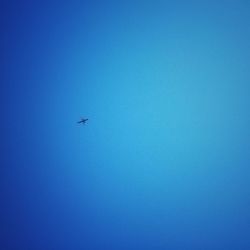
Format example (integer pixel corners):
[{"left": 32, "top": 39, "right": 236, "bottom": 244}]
[{"left": 1, "top": 1, "right": 250, "bottom": 249}]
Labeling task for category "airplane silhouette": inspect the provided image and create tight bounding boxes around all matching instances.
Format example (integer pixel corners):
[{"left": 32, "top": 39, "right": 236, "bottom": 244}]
[{"left": 77, "top": 118, "right": 88, "bottom": 124}]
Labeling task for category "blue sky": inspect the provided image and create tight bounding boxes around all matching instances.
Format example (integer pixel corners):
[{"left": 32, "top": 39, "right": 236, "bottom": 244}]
[{"left": 1, "top": 1, "right": 250, "bottom": 249}]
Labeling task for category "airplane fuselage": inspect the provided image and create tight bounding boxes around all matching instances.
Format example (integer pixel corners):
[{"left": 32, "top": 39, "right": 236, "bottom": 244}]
[{"left": 78, "top": 118, "right": 88, "bottom": 124}]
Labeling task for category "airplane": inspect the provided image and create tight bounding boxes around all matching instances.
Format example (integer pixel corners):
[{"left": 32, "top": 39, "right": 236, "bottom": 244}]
[{"left": 77, "top": 118, "right": 88, "bottom": 124}]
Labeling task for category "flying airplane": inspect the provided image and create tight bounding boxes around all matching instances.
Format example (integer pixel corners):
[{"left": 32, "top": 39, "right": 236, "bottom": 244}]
[{"left": 77, "top": 118, "right": 88, "bottom": 124}]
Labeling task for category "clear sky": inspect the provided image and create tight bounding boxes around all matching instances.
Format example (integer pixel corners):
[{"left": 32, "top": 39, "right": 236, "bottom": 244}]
[{"left": 1, "top": 1, "right": 250, "bottom": 249}]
